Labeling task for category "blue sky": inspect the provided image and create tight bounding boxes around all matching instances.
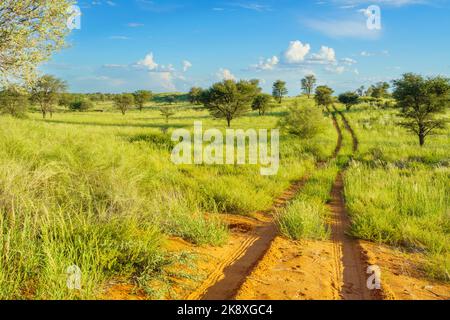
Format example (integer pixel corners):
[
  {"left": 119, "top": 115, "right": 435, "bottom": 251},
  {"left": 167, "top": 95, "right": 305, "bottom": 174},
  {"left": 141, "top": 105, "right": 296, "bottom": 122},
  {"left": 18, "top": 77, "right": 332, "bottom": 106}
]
[{"left": 41, "top": 0, "right": 450, "bottom": 94}]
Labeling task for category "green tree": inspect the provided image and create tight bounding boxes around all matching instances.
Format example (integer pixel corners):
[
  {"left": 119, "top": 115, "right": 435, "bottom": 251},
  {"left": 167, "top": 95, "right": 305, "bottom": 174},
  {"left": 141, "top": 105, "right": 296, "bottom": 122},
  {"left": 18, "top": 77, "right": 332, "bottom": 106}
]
[
  {"left": 0, "top": 85, "right": 28, "bottom": 117},
  {"left": 338, "top": 92, "right": 360, "bottom": 110},
  {"left": 314, "top": 86, "right": 334, "bottom": 108},
  {"left": 371, "top": 82, "right": 390, "bottom": 99},
  {"left": 160, "top": 106, "right": 176, "bottom": 124},
  {"left": 133, "top": 90, "right": 152, "bottom": 112},
  {"left": 0, "top": 1, "right": 72, "bottom": 85},
  {"left": 357, "top": 86, "right": 365, "bottom": 97},
  {"left": 31, "top": 75, "right": 67, "bottom": 118},
  {"left": 166, "top": 95, "right": 176, "bottom": 105},
  {"left": 252, "top": 94, "right": 273, "bottom": 116},
  {"left": 189, "top": 87, "right": 203, "bottom": 104},
  {"left": 114, "top": 93, "right": 134, "bottom": 116},
  {"left": 279, "top": 104, "right": 326, "bottom": 139},
  {"left": 301, "top": 75, "right": 316, "bottom": 98},
  {"left": 202, "top": 80, "right": 260, "bottom": 127},
  {"left": 392, "top": 73, "right": 450, "bottom": 146},
  {"left": 70, "top": 99, "right": 94, "bottom": 112},
  {"left": 272, "top": 80, "right": 288, "bottom": 103}
]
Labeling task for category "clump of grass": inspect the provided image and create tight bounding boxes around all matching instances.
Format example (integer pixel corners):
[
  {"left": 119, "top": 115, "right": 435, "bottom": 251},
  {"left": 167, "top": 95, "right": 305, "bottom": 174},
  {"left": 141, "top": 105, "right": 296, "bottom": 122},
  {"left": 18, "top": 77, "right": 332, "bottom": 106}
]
[{"left": 276, "top": 163, "right": 338, "bottom": 240}]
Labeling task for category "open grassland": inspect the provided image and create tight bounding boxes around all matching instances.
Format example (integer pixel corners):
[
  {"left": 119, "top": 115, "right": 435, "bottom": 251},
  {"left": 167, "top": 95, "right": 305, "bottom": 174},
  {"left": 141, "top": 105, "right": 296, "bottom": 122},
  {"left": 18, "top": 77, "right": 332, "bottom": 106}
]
[
  {"left": 0, "top": 96, "right": 337, "bottom": 299},
  {"left": 339, "top": 103, "right": 450, "bottom": 282}
]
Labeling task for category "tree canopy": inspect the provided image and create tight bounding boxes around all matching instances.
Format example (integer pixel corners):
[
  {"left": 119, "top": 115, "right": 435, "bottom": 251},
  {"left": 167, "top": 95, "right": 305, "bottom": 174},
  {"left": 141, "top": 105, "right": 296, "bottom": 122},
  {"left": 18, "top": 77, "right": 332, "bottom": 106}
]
[
  {"left": 393, "top": 73, "right": 449, "bottom": 146},
  {"left": 314, "top": 86, "right": 334, "bottom": 108},
  {"left": 272, "top": 80, "right": 288, "bottom": 103},
  {"left": 201, "top": 79, "right": 260, "bottom": 127},
  {"left": 133, "top": 90, "right": 152, "bottom": 111},
  {"left": 31, "top": 75, "right": 67, "bottom": 118},
  {"left": 338, "top": 92, "right": 360, "bottom": 110},
  {"left": 0, "top": 1, "right": 72, "bottom": 85},
  {"left": 301, "top": 75, "right": 317, "bottom": 99}
]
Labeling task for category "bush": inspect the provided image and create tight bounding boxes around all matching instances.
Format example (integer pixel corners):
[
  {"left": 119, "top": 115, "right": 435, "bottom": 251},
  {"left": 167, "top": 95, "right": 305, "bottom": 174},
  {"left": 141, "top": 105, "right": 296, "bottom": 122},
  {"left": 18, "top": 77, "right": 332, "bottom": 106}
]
[
  {"left": 70, "top": 99, "right": 94, "bottom": 111},
  {"left": 279, "top": 103, "right": 327, "bottom": 139},
  {"left": 0, "top": 87, "right": 28, "bottom": 117}
]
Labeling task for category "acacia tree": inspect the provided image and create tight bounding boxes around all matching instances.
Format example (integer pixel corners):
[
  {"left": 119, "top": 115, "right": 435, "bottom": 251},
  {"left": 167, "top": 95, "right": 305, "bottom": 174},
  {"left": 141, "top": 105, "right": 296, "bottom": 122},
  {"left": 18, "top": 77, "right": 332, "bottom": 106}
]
[
  {"left": 202, "top": 79, "right": 260, "bottom": 127},
  {"left": 160, "top": 106, "right": 176, "bottom": 124},
  {"left": 31, "top": 75, "right": 67, "bottom": 118},
  {"left": 252, "top": 93, "right": 273, "bottom": 116},
  {"left": 114, "top": 93, "right": 134, "bottom": 116},
  {"left": 188, "top": 87, "right": 203, "bottom": 104},
  {"left": 0, "top": 1, "right": 72, "bottom": 85},
  {"left": 314, "top": 86, "right": 334, "bottom": 108},
  {"left": 133, "top": 90, "right": 152, "bottom": 111},
  {"left": 301, "top": 75, "right": 317, "bottom": 98},
  {"left": 338, "top": 92, "right": 360, "bottom": 110},
  {"left": 393, "top": 73, "right": 449, "bottom": 146},
  {"left": 272, "top": 80, "right": 288, "bottom": 103},
  {"left": 0, "top": 85, "right": 28, "bottom": 117}
]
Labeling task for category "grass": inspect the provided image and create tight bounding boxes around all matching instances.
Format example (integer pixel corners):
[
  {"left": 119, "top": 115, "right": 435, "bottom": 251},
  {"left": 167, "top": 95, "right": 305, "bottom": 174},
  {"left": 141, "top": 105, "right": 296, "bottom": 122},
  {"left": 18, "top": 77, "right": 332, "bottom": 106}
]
[
  {"left": 0, "top": 96, "right": 337, "bottom": 299},
  {"left": 340, "top": 103, "right": 450, "bottom": 282},
  {"left": 276, "top": 163, "right": 339, "bottom": 241}
]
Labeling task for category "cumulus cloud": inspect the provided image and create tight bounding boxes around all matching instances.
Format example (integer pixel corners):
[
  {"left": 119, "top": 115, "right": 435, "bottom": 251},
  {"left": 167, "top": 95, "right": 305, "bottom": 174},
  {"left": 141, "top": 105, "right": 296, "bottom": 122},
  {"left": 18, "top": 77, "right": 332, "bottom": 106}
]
[
  {"left": 183, "top": 60, "right": 193, "bottom": 72},
  {"left": 325, "top": 65, "right": 345, "bottom": 74},
  {"left": 251, "top": 56, "right": 280, "bottom": 71},
  {"left": 310, "top": 46, "right": 336, "bottom": 63},
  {"left": 217, "top": 68, "right": 236, "bottom": 80},
  {"left": 283, "top": 41, "right": 311, "bottom": 64},
  {"left": 137, "top": 53, "right": 159, "bottom": 70}
]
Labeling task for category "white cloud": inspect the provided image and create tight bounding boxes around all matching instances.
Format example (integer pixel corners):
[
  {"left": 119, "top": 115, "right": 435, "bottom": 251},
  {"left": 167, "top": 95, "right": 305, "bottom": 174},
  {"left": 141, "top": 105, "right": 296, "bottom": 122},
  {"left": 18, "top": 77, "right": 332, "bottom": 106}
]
[
  {"left": 137, "top": 53, "right": 159, "bottom": 71},
  {"left": 325, "top": 65, "right": 345, "bottom": 74},
  {"left": 304, "top": 18, "right": 381, "bottom": 39},
  {"left": 251, "top": 56, "right": 280, "bottom": 70},
  {"left": 183, "top": 60, "right": 193, "bottom": 72},
  {"left": 341, "top": 57, "right": 357, "bottom": 65},
  {"left": 310, "top": 46, "right": 336, "bottom": 63},
  {"left": 217, "top": 68, "right": 236, "bottom": 81},
  {"left": 283, "top": 41, "right": 311, "bottom": 64}
]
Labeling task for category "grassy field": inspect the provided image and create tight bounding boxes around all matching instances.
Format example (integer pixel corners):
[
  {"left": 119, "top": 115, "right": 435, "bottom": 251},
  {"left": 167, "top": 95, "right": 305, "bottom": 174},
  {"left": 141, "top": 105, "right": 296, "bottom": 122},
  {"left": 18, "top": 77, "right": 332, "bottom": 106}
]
[
  {"left": 0, "top": 96, "right": 448, "bottom": 299},
  {"left": 339, "top": 103, "right": 450, "bottom": 281},
  {"left": 0, "top": 96, "right": 337, "bottom": 299}
]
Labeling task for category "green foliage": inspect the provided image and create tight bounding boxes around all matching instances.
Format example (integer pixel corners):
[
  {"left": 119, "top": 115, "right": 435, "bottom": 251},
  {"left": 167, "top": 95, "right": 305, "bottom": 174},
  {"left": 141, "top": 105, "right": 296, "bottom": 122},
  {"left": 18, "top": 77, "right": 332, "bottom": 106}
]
[
  {"left": 338, "top": 91, "right": 360, "bottom": 110},
  {"left": 0, "top": 1, "right": 71, "bottom": 85},
  {"left": 301, "top": 74, "right": 317, "bottom": 98},
  {"left": 133, "top": 90, "right": 153, "bottom": 111},
  {"left": 0, "top": 86, "right": 28, "bottom": 117},
  {"left": 279, "top": 103, "right": 327, "bottom": 139},
  {"left": 393, "top": 73, "right": 450, "bottom": 146},
  {"left": 114, "top": 93, "right": 135, "bottom": 115},
  {"left": 314, "top": 86, "right": 334, "bottom": 107},
  {"left": 272, "top": 80, "right": 288, "bottom": 103},
  {"left": 69, "top": 99, "right": 94, "bottom": 112},
  {"left": 160, "top": 106, "right": 176, "bottom": 123},
  {"left": 252, "top": 93, "right": 272, "bottom": 115},
  {"left": 201, "top": 79, "right": 260, "bottom": 127},
  {"left": 30, "top": 75, "right": 67, "bottom": 118},
  {"left": 188, "top": 87, "right": 203, "bottom": 104}
]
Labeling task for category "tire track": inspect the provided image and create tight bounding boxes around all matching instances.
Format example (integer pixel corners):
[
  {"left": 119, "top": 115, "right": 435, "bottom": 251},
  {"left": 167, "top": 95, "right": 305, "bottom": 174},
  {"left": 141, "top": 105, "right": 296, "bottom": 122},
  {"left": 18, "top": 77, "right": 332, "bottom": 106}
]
[
  {"left": 328, "top": 105, "right": 382, "bottom": 300},
  {"left": 184, "top": 179, "right": 307, "bottom": 300},
  {"left": 187, "top": 108, "right": 344, "bottom": 300}
]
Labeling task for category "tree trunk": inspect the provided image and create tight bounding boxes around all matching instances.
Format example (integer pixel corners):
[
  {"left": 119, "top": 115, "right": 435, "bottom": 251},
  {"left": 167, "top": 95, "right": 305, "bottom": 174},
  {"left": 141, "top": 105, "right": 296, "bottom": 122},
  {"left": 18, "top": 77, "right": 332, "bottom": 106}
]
[
  {"left": 227, "top": 118, "right": 231, "bottom": 128},
  {"left": 42, "top": 111, "right": 46, "bottom": 119},
  {"left": 419, "top": 134, "right": 425, "bottom": 146}
]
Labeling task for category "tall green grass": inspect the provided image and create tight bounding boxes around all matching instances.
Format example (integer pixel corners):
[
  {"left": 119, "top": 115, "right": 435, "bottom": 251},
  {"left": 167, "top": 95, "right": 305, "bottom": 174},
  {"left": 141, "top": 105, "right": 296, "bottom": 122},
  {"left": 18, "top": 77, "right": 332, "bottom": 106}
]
[
  {"left": 0, "top": 96, "right": 336, "bottom": 299},
  {"left": 342, "top": 104, "right": 450, "bottom": 281}
]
